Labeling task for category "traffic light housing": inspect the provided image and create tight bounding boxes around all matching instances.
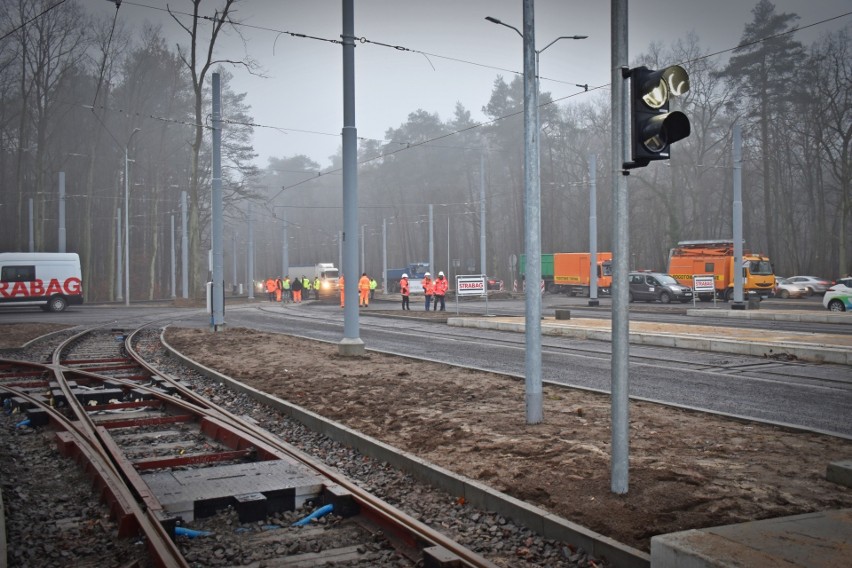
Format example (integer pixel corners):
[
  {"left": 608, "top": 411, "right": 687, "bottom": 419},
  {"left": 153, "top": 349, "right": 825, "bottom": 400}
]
[{"left": 625, "top": 65, "right": 691, "bottom": 169}]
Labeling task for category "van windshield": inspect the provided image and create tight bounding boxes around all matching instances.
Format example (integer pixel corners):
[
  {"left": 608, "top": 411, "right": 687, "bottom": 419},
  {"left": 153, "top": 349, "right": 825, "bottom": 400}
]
[
  {"left": 323, "top": 269, "right": 339, "bottom": 279},
  {"left": 657, "top": 275, "right": 679, "bottom": 285},
  {"left": 747, "top": 261, "right": 773, "bottom": 276}
]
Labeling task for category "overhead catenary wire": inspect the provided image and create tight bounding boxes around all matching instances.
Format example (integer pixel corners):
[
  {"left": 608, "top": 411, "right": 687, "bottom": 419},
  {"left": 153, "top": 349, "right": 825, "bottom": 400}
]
[{"left": 43, "top": 3, "right": 852, "bottom": 205}]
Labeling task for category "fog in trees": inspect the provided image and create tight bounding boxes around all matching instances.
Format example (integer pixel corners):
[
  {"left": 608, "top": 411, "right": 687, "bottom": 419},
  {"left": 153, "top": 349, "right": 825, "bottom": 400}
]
[{"left": 1, "top": 0, "right": 849, "bottom": 302}]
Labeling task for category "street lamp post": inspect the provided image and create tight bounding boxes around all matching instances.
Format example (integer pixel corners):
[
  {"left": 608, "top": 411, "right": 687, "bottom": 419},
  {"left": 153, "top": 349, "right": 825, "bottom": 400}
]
[
  {"left": 486, "top": 10, "right": 586, "bottom": 425},
  {"left": 124, "top": 127, "right": 141, "bottom": 306}
]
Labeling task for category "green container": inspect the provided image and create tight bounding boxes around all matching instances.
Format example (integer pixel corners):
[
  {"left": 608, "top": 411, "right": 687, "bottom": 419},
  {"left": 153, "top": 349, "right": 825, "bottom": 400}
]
[{"left": 519, "top": 253, "right": 554, "bottom": 278}]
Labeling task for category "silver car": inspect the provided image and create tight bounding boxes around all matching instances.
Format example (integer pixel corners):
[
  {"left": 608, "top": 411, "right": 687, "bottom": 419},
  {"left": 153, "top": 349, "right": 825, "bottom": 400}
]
[
  {"left": 774, "top": 277, "right": 809, "bottom": 299},
  {"left": 787, "top": 275, "right": 832, "bottom": 295}
]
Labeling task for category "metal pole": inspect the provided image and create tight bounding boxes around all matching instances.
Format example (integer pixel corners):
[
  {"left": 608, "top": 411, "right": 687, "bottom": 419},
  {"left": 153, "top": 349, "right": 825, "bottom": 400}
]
[
  {"left": 360, "top": 224, "right": 366, "bottom": 274},
  {"left": 28, "top": 198, "right": 34, "bottom": 252},
  {"left": 124, "top": 146, "right": 129, "bottom": 305},
  {"left": 181, "top": 190, "right": 189, "bottom": 299},
  {"left": 170, "top": 214, "right": 176, "bottom": 298},
  {"left": 232, "top": 231, "right": 238, "bottom": 291},
  {"left": 610, "top": 0, "right": 630, "bottom": 494},
  {"left": 589, "top": 154, "right": 599, "bottom": 306},
  {"left": 732, "top": 124, "right": 745, "bottom": 307},
  {"left": 447, "top": 217, "right": 450, "bottom": 282},
  {"left": 282, "top": 218, "right": 288, "bottom": 277},
  {"left": 58, "top": 172, "right": 66, "bottom": 253},
  {"left": 124, "top": 127, "right": 140, "bottom": 307},
  {"left": 116, "top": 208, "right": 122, "bottom": 300},
  {"left": 247, "top": 202, "right": 254, "bottom": 299},
  {"left": 339, "top": 0, "right": 364, "bottom": 355},
  {"left": 523, "top": 0, "right": 543, "bottom": 424},
  {"left": 429, "top": 204, "right": 434, "bottom": 275},
  {"left": 480, "top": 149, "right": 486, "bottom": 278},
  {"left": 211, "top": 72, "right": 225, "bottom": 328},
  {"left": 338, "top": 230, "right": 343, "bottom": 276},
  {"left": 382, "top": 218, "right": 388, "bottom": 293}
]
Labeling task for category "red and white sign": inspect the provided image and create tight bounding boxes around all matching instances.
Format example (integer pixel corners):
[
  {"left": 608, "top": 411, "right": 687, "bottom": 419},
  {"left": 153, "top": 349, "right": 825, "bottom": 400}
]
[
  {"left": 455, "top": 275, "right": 487, "bottom": 296},
  {"left": 693, "top": 274, "right": 715, "bottom": 292},
  {"left": 0, "top": 277, "right": 82, "bottom": 299}
]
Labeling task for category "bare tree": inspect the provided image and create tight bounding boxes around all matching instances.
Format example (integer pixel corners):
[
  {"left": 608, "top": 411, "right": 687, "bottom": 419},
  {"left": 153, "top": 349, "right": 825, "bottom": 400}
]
[{"left": 168, "top": 0, "right": 257, "bottom": 298}]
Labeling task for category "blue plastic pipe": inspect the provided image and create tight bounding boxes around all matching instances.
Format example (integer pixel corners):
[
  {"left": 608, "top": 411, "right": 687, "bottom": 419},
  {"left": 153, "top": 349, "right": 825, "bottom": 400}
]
[
  {"left": 175, "top": 526, "right": 212, "bottom": 538},
  {"left": 292, "top": 504, "right": 334, "bottom": 526}
]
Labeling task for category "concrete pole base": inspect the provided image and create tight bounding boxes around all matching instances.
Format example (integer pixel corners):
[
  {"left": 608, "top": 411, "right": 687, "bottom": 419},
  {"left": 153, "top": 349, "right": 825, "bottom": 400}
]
[
  {"left": 338, "top": 337, "right": 366, "bottom": 356},
  {"left": 588, "top": 299, "right": 600, "bottom": 307}
]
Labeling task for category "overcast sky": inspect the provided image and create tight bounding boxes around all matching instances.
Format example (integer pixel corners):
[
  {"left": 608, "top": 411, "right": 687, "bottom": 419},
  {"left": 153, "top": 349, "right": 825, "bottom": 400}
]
[{"left": 90, "top": 0, "right": 852, "bottom": 170}]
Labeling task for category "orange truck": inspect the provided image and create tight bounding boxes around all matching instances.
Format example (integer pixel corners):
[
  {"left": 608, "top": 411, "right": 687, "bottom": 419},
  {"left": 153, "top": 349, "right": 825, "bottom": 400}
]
[
  {"left": 553, "top": 252, "right": 613, "bottom": 296},
  {"left": 667, "top": 240, "right": 774, "bottom": 301}
]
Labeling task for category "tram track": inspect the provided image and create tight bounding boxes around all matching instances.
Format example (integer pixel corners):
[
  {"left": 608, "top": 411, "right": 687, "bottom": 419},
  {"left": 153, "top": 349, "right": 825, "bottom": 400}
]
[
  {"left": 246, "top": 303, "right": 852, "bottom": 394},
  {"left": 1, "top": 322, "right": 508, "bottom": 568}
]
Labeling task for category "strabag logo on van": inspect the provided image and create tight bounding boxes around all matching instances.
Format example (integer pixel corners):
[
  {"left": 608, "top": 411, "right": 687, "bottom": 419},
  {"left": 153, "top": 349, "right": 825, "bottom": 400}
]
[{"left": 0, "top": 277, "right": 82, "bottom": 298}]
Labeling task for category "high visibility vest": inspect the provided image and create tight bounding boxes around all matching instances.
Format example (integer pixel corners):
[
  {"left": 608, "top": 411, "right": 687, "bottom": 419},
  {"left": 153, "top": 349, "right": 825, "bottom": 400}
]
[{"left": 434, "top": 277, "right": 448, "bottom": 295}]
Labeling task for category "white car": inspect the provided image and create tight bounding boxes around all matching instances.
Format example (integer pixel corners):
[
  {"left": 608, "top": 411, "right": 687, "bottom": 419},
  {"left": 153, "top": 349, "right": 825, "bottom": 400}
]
[
  {"left": 774, "top": 277, "right": 809, "bottom": 299},
  {"left": 823, "top": 284, "right": 852, "bottom": 312}
]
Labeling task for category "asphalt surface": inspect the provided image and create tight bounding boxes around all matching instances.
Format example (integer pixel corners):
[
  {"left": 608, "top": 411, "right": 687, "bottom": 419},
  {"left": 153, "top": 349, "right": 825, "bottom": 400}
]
[{"left": 3, "top": 298, "right": 850, "bottom": 438}]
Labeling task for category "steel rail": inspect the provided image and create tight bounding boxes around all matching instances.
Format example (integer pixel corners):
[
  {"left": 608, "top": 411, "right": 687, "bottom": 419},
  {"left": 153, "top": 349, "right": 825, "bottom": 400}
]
[
  {"left": 0, "top": 376, "right": 188, "bottom": 568},
  {"left": 49, "top": 328, "right": 189, "bottom": 568},
  {"left": 126, "top": 326, "right": 500, "bottom": 568}
]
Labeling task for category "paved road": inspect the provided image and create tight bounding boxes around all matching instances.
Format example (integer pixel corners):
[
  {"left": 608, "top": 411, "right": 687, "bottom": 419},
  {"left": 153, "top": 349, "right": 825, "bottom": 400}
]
[
  {"left": 222, "top": 301, "right": 852, "bottom": 438},
  {"left": 3, "top": 300, "right": 850, "bottom": 438}
]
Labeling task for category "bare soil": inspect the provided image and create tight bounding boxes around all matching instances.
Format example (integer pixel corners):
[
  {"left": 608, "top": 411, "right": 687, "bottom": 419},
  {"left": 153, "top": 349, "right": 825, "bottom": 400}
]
[
  {"left": 160, "top": 324, "right": 852, "bottom": 553},
  {"left": 0, "top": 323, "right": 71, "bottom": 349}
]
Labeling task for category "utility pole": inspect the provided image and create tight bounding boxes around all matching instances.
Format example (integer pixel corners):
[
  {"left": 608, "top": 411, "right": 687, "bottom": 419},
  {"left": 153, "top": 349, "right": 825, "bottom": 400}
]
[
  {"left": 181, "top": 190, "right": 189, "bottom": 299},
  {"left": 211, "top": 72, "right": 225, "bottom": 328},
  {"left": 338, "top": 0, "right": 365, "bottom": 356},
  {"left": 610, "top": 0, "right": 630, "bottom": 494},
  {"left": 58, "top": 172, "right": 66, "bottom": 253}
]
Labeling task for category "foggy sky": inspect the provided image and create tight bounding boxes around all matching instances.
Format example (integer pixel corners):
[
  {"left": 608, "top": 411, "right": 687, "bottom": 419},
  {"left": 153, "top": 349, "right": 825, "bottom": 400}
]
[{"left": 88, "top": 0, "right": 851, "bottom": 169}]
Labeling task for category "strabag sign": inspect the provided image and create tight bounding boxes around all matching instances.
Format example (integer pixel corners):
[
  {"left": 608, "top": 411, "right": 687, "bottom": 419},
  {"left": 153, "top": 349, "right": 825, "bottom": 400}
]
[
  {"left": 0, "top": 277, "right": 82, "bottom": 299},
  {"left": 693, "top": 274, "right": 715, "bottom": 292},
  {"left": 456, "top": 275, "right": 486, "bottom": 297}
]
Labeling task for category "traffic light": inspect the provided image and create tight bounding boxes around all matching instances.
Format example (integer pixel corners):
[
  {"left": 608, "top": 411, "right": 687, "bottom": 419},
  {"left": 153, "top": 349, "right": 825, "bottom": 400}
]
[{"left": 624, "top": 65, "right": 691, "bottom": 169}]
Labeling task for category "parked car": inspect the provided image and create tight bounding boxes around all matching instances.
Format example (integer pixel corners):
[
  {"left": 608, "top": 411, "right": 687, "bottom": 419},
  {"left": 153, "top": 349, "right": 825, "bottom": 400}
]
[
  {"left": 823, "top": 284, "right": 852, "bottom": 312},
  {"left": 787, "top": 275, "right": 831, "bottom": 295},
  {"left": 773, "top": 277, "right": 810, "bottom": 299},
  {"left": 831, "top": 277, "right": 852, "bottom": 289},
  {"left": 628, "top": 272, "right": 693, "bottom": 304}
]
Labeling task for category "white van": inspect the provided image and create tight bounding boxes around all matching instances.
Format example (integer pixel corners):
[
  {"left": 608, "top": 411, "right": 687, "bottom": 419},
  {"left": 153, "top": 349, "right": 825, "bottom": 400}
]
[{"left": 0, "top": 253, "right": 84, "bottom": 312}]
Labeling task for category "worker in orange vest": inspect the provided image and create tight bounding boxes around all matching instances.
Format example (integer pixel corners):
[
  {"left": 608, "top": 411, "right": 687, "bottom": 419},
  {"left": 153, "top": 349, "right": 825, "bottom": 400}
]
[
  {"left": 358, "top": 272, "right": 371, "bottom": 307},
  {"left": 400, "top": 273, "right": 410, "bottom": 310},
  {"left": 433, "top": 271, "right": 448, "bottom": 311},
  {"left": 264, "top": 278, "right": 276, "bottom": 301},
  {"left": 339, "top": 274, "right": 345, "bottom": 308},
  {"left": 422, "top": 272, "right": 433, "bottom": 310}
]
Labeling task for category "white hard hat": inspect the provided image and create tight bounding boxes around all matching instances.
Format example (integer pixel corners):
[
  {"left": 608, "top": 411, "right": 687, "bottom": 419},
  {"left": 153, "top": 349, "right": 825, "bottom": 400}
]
[
  {"left": 402, "top": 273, "right": 408, "bottom": 278},
  {"left": 424, "top": 272, "right": 431, "bottom": 276},
  {"left": 438, "top": 271, "right": 444, "bottom": 276}
]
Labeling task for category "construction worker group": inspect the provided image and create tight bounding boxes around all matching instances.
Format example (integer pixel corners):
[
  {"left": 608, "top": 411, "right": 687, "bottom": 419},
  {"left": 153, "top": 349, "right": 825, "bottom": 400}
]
[
  {"left": 265, "top": 270, "right": 448, "bottom": 311},
  {"left": 263, "top": 275, "right": 321, "bottom": 304}
]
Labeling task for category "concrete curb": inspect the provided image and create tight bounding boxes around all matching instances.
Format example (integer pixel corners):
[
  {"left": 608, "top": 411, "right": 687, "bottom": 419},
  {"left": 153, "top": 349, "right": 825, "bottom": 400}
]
[
  {"left": 446, "top": 318, "right": 852, "bottom": 366},
  {"left": 161, "top": 329, "right": 650, "bottom": 568},
  {"left": 686, "top": 308, "right": 851, "bottom": 324}
]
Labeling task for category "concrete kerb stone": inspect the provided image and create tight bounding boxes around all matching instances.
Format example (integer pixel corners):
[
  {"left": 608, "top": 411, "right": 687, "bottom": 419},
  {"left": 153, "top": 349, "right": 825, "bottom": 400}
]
[
  {"left": 446, "top": 317, "right": 851, "bottom": 366},
  {"left": 160, "top": 328, "right": 650, "bottom": 568}
]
